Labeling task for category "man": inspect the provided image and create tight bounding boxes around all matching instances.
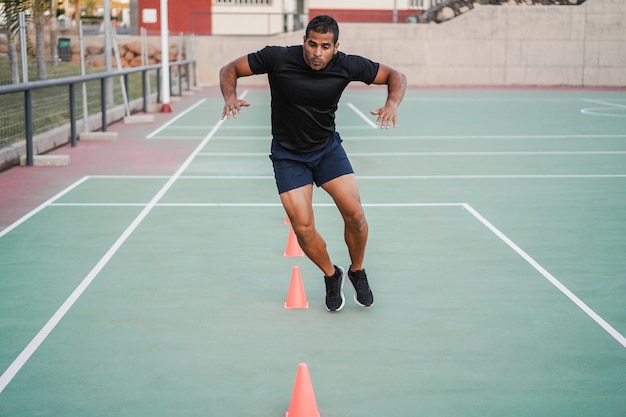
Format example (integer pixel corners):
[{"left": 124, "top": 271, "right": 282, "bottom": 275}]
[{"left": 219, "top": 15, "right": 406, "bottom": 312}]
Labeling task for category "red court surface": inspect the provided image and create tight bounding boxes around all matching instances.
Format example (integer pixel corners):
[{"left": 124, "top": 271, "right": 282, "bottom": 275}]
[{"left": 0, "top": 88, "right": 217, "bottom": 231}]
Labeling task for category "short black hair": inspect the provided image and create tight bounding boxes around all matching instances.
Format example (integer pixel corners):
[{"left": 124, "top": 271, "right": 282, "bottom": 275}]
[{"left": 306, "top": 15, "right": 339, "bottom": 44}]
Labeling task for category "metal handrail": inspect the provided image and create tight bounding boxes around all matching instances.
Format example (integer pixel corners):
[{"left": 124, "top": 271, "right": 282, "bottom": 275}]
[{"left": 0, "top": 59, "right": 196, "bottom": 166}]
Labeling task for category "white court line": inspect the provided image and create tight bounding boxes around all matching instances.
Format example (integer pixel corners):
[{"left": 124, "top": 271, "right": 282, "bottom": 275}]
[
  {"left": 358, "top": 174, "right": 626, "bottom": 179},
  {"left": 347, "top": 102, "right": 378, "bottom": 129},
  {"left": 220, "top": 125, "right": 271, "bottom": 130},
  {"left": 49, "top": 202, "right": 466, "bottom": 208},
  {"left": 146, "top": 98, "right": 206, "bottom": 139},
  {"left": 581, "top": 109, "right": 626, "bottom": 118},
  {"left": 173, "top": 174, "right": 626, "bottom": 180},
  {"left": 0, "top": 91, "right": 246, "bottom": 394},
  {"left": 350, "top": 151, "right": 626, "bottom": 156},
  {"left": 0, "top": 177, "right": 90, "bottom": 238},
  {"left": 50, "top": 203, "right": 148, "bottom": 207},
  {"left": 158, "top": 202, "right": 463, "bottom": 208},
  {"left": 210, "top": 134, "right": 626, "bottom": 141},
  {"left": 88, "top": 175, "right": 170, "bottom": 179},
  {"left": 179, "top": 175, "right": 274, "bottom": 180},
  {"left": 343, "top": 134, "right": 626, "bottom": 140},
  {"left": 583, "top": 98, "right": 626, "bottom": 109},
  {"left": 332, "top": 126, "right": 382, "bottom": 130},
  {"left": 197, "top": 152, "right": 267, "bottom": 157},
  {"left": 28, "top": 198, "right": 626, "bottom": 348},
  {"left": 160, "top": 125, "right": 215, "bottom": 130},
  {"left": 212, "top": 136, "right": 270, "bottom": 140},
  {"left": 146, "top": 136, "right": 207, "bottom": 140},
  {"left": 402, "top": 97, "right": 603, "bottom": 102},
  {"left": 581, "top": 99, "right": 626, "bottom": 118},
  {"left": 196, "top": 151, "right": 626, "bottom": 157},
  {"left": 463, "top": 203, "right": 626, "bottom": 349}
]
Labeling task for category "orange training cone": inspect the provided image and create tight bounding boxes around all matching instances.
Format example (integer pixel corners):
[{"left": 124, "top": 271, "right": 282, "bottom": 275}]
[
  {"left": 286, "top": 363, "right": 320, "bottom": 417},
  {"left": 285, "top": 266, "right": 308, "bottom": 309},
  {"left": 284, "top": 227, "right": 304, "bottom": 257}
]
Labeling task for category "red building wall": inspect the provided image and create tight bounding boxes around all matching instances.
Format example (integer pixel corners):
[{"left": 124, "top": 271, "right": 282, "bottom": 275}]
[
  {"left": 138, "top": 0, "right": 212, "bottom": 35},
  {"left": 308, "top": 8, "right": 416, "bottom": 23}
]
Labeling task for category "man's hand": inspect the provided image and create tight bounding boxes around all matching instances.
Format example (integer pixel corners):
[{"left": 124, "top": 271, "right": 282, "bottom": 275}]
[
  {"left": 219, "top": 56, "right": 254, "bottom": 120},
  {"left": 221, "top": 98, "right": 251, "bottom": 120},
  {"left": 371, "top": 64, "right": 406, "bottom": 129},
  {"left": 370, "top": 104, "right": 399, "bottom": 129}
]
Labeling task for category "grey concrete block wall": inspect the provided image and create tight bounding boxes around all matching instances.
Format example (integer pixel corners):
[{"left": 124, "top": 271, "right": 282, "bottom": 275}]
[{"left": 196, "top": 0, "right": 626, "bottom": 87}]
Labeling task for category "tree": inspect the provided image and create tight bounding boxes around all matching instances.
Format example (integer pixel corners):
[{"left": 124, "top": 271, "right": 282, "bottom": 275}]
[
  {"left": 71, "top": 0, "right": 81, "bottom": 28},
  {"left": 31, "top": 0, "right": 48, "bottom": 80},
  {"left": 50, "top": 0, "right": 58, "bottom": 66},
  {"left": 84, "top": 0, "right": 97, "bottom": 15},
  {"left": 1, "top": 0, "right": 30, "bottom": 84},
  {"left": 1, "top": 0, "right": 51, "bottom": 82}
]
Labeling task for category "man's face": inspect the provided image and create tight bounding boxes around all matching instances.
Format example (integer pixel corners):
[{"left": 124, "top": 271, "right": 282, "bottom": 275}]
[{"left": 302, "top": 30, "right": 338, "bottom": 71}]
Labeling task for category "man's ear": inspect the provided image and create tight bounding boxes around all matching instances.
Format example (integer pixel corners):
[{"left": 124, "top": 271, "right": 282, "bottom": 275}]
[{"left": 334, "top": 41, "right": 340, "bottom": 53}]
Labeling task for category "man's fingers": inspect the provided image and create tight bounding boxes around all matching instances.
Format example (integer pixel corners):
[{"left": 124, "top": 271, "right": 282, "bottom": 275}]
[
  {"left": 371, "top": 108, "right": 385, "bottom": 128},
  {"left": 370, "top": 107, "right": 397, "bottom": 129},
  {"left": 221, "top": 100, "right": 251, "bottom": 120},
  {"left": 370, "top": 107, "right": 396, "bottom": 129},
  {"left": 221, "top": 107, "right": 238, "bottom": 120}
]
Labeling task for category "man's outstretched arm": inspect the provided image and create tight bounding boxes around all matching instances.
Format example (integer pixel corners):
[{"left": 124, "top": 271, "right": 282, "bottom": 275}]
[
  {"left": 370, "top": 64, "right": 407, "bottom": 129},
  {"left": 219, "top": 55, "right": 255, "bottom": 120}
]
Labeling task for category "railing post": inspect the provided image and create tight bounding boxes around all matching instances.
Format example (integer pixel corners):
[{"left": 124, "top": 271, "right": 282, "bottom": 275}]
[
  {"left": 178, "top": 63, "right": 183, "bottom": 96},
  {"left": 124, "top": 74, "right": 130, "bottom": 101},
  {"left": 24, "top": 89, "right": 34, "bottom": 166},
  {"left": 69, "top": 83, "right": 77, "bottom": 146},
  {"left": 156, "top": 68, "right": 161, "bottom": 103},
  {"left": 169, "top": 66, "right": 173, "bottom": 96},
  {"left": 0, "top": 61, "right": 195, "bottom": 163},
  {"left": 142, "top": 69, "right": 148, "bottom": 113},
  {"left": 100, "top": 77, "right": 107, "bottom": 132},
  {"left": 186, "top": 63, "right": 190, "bottom": 90}
]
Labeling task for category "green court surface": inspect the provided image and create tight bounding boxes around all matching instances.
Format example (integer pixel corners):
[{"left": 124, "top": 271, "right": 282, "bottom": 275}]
[{"left": 1, "top": 88, "right": 625, "bottom": 416}]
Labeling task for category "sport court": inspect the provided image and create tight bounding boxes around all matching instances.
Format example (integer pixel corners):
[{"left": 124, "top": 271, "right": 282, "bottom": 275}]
[{"left": 1, "top": 87, "right": 625, "bottom": 416}]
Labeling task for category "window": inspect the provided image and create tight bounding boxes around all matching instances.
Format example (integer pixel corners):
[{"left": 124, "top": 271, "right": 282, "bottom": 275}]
[{"left": 410, "top": 0, "right": 446, "bottom": 8}]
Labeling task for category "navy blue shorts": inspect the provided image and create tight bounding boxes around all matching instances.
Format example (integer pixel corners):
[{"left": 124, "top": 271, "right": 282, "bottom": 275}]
[{"left": 269, "top": 132, "right": 354, "bottom": 194}]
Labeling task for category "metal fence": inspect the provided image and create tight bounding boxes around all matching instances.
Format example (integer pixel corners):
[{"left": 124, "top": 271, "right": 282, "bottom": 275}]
[
  {"left": 0, "top": 24, "right": 197, "bottom": 151},
  {"left": 0, "top": 62, "right": 157, "bottom": 148},
  {"left": 0, "top": 59, "right": 195, "bottom": 166}
]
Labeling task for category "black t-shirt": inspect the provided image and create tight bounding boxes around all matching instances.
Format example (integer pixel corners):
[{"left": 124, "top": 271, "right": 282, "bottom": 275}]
[{"left": 248, "top": 45, "right": 379, "bottom": 152}]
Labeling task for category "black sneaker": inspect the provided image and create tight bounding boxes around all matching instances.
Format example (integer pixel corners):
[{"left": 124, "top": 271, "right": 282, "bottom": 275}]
[
  {"left": 324, "top": 265, "right": 345, "bottom": 312},
  {"left": 348, "top": 268, "right": 374, "bottom": 307}
]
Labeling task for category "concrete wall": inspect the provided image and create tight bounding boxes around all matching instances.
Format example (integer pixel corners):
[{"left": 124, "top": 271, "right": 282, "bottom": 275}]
[
  {"left": 212, "top": 2, "right": 285, "bottom": 35},
  {"left": 194, "top": 0, "right": 626, "bottom": 87},
  {"left": 211, "top": 11, "right": 285, "bottom": 35},
  {"left": 310, "top": 0, "right": 413, "bottom": 8}
]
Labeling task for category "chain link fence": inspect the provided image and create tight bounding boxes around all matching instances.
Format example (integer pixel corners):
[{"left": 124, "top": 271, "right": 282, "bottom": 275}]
[
  {"left": 0, "top": 26, "right": 194, "bottom": 149},
  {"left": 0, "top": 64, "right": 157, "bottom": 148}
]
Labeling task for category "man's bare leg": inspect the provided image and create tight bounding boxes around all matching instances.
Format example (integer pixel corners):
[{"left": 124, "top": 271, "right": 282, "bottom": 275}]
[
  {"left": 280, "top": 184, "right": 346, "bottom": 311},
  {"left": 279, "top": 184, "right": 336, "bottom": 277},
  {"left": 322, "top": 173, "right": 374, "bottom": 307},
  {"left": 321, "top": 174, "right": 368, "bottom": 271}
]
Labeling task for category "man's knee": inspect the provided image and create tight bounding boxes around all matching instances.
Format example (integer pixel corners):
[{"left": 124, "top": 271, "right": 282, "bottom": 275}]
[
  {"left": 292, "top": 222, "right": 317, "bottom": 244},
  {"left": 345, "top": 209, "right": 367, "bottom": 232}
]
